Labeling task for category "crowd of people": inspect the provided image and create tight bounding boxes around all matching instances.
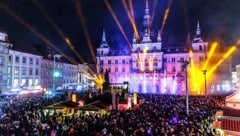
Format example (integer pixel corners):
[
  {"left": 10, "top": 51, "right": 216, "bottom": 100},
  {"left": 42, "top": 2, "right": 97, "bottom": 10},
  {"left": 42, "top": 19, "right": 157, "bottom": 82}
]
[{"left": 0, "top": 92, "right": 225, "bottom": 136}]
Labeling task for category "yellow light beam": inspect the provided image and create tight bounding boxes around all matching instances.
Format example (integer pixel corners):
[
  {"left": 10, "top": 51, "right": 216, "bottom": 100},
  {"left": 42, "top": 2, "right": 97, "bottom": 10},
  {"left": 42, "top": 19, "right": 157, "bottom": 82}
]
[
  {"left": 74, "top": 0, "right": 97, "bottom": 66},
  {"left": 121, "top": 0, "right": 140, "bottom": 40},
  {"left": 189, "top": 49, "right": 198, "bottom": 92},
  {"left": 31, "top": 0, "right": 86, "bottom": 64},
  {"left": 150, "top": 0, "right": 158, "bottom": 24},
  {"left": 160, "top": 0, "right": 173, "bottom": 35},
  {"left": 208, "top": 46, "right": 237, "bottom": 76},
  {"left": 0, "top": 2, "right": 78, "bottom": 64},
  {"left": 128, "top": 0, "right": 140, "bottom": 42},
  {"left": 202, "top": 42, "right": 218, "bottom": 70},
  {"left": 104, "top": 0, "right": 132, "bottom": 49},
  {"left": 128, "top": 0, "right": 134, "bottom": 19}
]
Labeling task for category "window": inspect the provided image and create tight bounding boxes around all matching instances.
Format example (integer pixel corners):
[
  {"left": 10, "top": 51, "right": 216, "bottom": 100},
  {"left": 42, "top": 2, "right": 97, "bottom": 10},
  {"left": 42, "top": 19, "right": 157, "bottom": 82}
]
[
  {"left": 9, "top": 56, "right": 12, "bottom": 62},
  {"left": 163, "top": 58, "right": 167, "bottom": 62},
  {"left": 181, "top": 66, "right": 185, "bottom": 71},
  {"left": 0, "top": 35, "right": 4, "bottom": 41},
  {"left": 154, "top": 59, "right": 158, "bottom": 66},
  {"left": 15, "top": 56, "right": 19, "bottom": 63},
  {"left": 108, "top": 60, "right": 111, "bottom": 64},
  {"left": 129, "top": 59, "right": 132, "bottom": 64},
  {"left": 115, "top": 67, "right": 118, "bottom": 72},
  {"left": 21, "top": 67, "right": 27, "bottom": 76},
  {"left": 122, "top": 60, "right": 125, "bottom": 64},
  {"left": 35, "top": 69, "right": 39, "bottom": 76},
  {"left": 122, "top": 67, "right": 125, "bottom": 72},
  {"left": 172, "top": 66, "right": 176, "bottom": 72},
  {"left": 36, "top": 59, "right": 39, "bottom": 65},
  {"left": 29, "top": 58, "right": 33, "bottom": 65},
  {"left": 199, "top": 45, "right": 202, "bottom": 51},
  {"left": 172, "top": 58, "right": 175, "bottom": 62},
  {"left": 14, "top": 66, "right": 19, "bottom": 75},
  {"left": 8, "top": 67, "right": 11, "bottom": 74},
  {"left": 100, "top": 60, "right": 104, "bottom": 65},
  {"left": 199, "top": 57, "right": 204, "bottom": 62},
  {"left": 29, "top": 68, "right": 33, "bottom": 75},
  {"left": 115, "top": 60, "right": 118, "bottom": 64},
  {"left": 0, "top": 71, "right": 2, "bottom": 81},
  {"left": 180, "top": 57, "right": 184, "bottom": 62},
  {"left": 35, "top": 79, "right": 39, "bottom": 86},
  {"left": 0, "top": 56, "right": 4, "bottom": 66},
  {"left": 22, "top": 57, "right": 26, "bottom": 64}
]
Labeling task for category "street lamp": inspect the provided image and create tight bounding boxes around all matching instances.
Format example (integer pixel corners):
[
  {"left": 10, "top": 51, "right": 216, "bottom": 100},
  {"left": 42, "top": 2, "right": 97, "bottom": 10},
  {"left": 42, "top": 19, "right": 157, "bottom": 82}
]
[
  {"left": 181, "top": 61, "right": 189, "bottom": 116},
  {"left": 202, "top": 70, "right": 207, "bottom": 97},
  {"left": 52, "top": 54, "right": 62, "bottom": 94}
]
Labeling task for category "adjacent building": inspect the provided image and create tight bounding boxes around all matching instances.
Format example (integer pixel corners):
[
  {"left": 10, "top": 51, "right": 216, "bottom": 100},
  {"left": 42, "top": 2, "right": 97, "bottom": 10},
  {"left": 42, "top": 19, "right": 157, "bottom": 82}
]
[
  {"left": 96, "top": 0, "right": 232, "bottom": 95},
  {"left": 0, "top": 32, "right": 12, "bottom": 94},
  {"left": 41, "top": 58, "right": 89, "bottom": 91},
  {"left": 232, "top": 65, "right": 240, "bottom": 90},
  {"left": 7, "top": 50, "right": 43, "bottom": 92},
  {"left": 0, "top": 32, "right": 91, "bottom": 94}
]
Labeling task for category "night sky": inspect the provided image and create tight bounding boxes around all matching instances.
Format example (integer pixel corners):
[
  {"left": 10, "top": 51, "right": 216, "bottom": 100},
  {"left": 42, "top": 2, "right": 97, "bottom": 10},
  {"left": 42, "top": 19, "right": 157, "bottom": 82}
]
[{"left": 0, "top": 0, "right": 239, "bottom": 64}]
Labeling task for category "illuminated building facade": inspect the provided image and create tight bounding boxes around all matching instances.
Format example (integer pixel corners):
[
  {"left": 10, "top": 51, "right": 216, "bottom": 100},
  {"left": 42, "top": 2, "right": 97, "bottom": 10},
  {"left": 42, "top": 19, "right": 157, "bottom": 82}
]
[
  {"left": 7, "top": 50, "right": 43, "bottom": 91},
  {"left": 232, "top": 65, "right": 240, "bottom": 90},
  {"left": 41, "top": 58, "right": 89, "bottom": 91},
  {"left": 0, "top": 35, "right": 90, "bottom": 93},
  {"left": 0, "top": 32, "right": 12, "bottom": 94},
  {"left": 97, "top": 0, "right": 232, "bottom": 95}
]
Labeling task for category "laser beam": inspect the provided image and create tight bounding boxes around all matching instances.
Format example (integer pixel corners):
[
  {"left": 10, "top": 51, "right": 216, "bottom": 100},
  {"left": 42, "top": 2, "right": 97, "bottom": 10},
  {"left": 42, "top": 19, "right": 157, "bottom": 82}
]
[
  {"left": 202, "top": 42, "right": 218, "bottom": 70},
  {"left": 104, "top": 0, "right": 132, "bottom": 49},
  {"left": 0, "top": 2, "right": 78, "bottom": 64},
  {"left": 74, "top": 0, "right": 97, "bottom": 66},
  {"left": 31, "top": 0, "right": 86, "bottom": 64},
  {"left": 121, "top": 0, "right": 140, "bottom": 40},
  {"left": 208, "top": 46, "right": 236, "bottom": 76},
  {"left": 160, "top": 0, "right": 173, "bottom": 35}
]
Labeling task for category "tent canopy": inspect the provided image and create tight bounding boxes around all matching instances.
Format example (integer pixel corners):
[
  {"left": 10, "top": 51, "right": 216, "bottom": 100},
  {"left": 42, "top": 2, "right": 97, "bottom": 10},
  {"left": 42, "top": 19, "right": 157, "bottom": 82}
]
[
  {"left": 77, "top": 101, "right": 109, "bottom": 111},
  {"left": 44, "top": 100, "right": 79, "bottom": 109}
]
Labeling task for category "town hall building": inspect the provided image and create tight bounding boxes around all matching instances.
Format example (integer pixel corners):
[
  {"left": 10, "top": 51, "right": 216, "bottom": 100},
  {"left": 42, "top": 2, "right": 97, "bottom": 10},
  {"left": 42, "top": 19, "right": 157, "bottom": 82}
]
[{"left": 96, "top": 0, "right": 232, "bottom": 95}]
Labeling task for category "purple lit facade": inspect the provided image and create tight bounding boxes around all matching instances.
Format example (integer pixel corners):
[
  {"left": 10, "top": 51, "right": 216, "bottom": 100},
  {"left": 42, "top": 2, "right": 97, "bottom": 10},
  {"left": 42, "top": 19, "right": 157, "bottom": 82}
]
[{"left": 96, "top": 1, "right": 231, "bottom": 95}]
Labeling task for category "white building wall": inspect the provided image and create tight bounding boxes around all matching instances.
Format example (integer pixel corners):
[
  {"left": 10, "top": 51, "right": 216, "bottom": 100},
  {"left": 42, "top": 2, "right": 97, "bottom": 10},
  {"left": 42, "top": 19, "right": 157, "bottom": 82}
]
[
  {"left": 8, "top": 50, "right": 42, "bottom": 91},
  {"left": 0, "top": 32, "right": 12, "bottom": 94}
]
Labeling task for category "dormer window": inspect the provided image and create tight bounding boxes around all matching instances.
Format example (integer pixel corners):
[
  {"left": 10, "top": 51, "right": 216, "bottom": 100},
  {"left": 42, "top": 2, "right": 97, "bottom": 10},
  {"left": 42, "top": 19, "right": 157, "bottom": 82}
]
[
  {"left": 15, "top": 56, "right": 19, "bottom": 63},
  {"left": 153, "top": 46, "right": 157, "bottom": 51},
  {"left": 199, "top": 45, "right": 202, "bottom": 51}
]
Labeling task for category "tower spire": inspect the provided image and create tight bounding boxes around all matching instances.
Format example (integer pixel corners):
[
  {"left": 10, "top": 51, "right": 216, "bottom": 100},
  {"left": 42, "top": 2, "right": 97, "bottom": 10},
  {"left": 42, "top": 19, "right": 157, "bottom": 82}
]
[
  {"left": 142, "top": 0, "right": 152, "bottom": 43},
  {"left": 196, "top": 20, "right": 201, "bottom": 36},
  {"left": 102, "top": 29, "right": 106, "bottom": 44},
  {"left": 100, "top": 29, "right": 108, "bottom": 47},
  {"left": 193, "top": 21, "right": 204, "bottom": 43}
]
